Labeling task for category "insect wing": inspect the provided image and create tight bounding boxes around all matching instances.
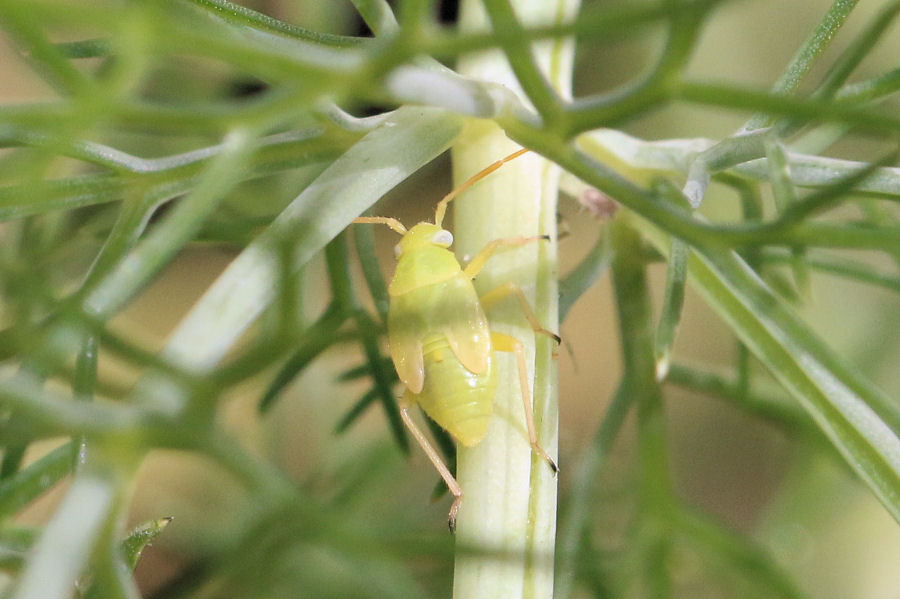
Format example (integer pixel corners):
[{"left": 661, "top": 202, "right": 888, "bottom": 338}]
[
  {"left": 388, "top": 291, "right": 427, "bottom": 393},
  {"left": 388, "top": 275, "right": 490, "bottom": 393},
  {"left": 438, "top": 276, "right": 491, "bottom": 375}
]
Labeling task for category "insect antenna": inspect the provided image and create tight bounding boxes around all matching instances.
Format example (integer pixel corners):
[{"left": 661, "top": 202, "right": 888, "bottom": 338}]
[
  {"left": 433, "top": 147, "right": 529, "bottom": 227},
  {"left": 354, "top": 216, "right": 407, "bottom": 235}
]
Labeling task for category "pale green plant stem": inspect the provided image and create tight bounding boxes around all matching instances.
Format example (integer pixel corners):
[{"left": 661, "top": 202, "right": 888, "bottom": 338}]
[{"left": 450, "top": 2, "right": 577, "bottom": 598}]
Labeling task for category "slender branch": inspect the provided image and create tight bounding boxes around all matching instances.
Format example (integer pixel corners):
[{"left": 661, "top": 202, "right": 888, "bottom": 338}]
[{"left": 482, "top": 0, "right": 564, "bottom": 124}]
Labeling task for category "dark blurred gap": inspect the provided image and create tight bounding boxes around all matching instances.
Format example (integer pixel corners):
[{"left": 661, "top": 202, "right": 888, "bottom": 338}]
[
  {"left": 228, "top": 79, "right": 268, "bottom": 100},
  {"left": 351, "top": 0, "right": 458, "bottom": 35},
  {"left": 144, "top": 559, "right": 212, "bottom": 599},
  {"left": 437, "top": 0, "right": 459, "bottom": 24},
  {"left": 352, "top": 8, "right": 375, "bottom": 37}
]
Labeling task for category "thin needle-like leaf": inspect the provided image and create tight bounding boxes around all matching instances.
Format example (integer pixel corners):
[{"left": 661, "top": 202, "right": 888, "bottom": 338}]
[
  {"left": 0, "top": 443, "right": 72, "bottom": 517},
  {"left": 743, "top": 0, "right": 860, "bottom": 131},
  {"left": 654, "top": 237, "right": 688, "bottom": 380},
  {"left": 765, "top": 136, "right": 808, "bottom": 294},
  {"left": 640, "top": 223, "right": 900, "bottom": 524}
]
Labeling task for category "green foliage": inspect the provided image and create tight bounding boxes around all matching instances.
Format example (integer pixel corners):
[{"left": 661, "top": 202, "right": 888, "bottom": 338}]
[{"left": 1, "top": 0, "right": 900, "bottom": 597}]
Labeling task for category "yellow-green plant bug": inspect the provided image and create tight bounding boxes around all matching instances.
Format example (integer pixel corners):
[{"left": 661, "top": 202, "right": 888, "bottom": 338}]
[{"left": 355, "top": 148, "right": 559, "bottom": 531}]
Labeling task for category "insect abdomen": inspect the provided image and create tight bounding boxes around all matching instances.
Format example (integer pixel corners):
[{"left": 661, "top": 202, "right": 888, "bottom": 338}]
[{"left": 415, "top": 335, "right": 497, "bottom": 447}]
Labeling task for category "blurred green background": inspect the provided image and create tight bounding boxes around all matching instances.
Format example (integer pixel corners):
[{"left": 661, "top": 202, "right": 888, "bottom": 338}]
[{"left": 3, "top": 1, "right": 900, "bottom": 597}]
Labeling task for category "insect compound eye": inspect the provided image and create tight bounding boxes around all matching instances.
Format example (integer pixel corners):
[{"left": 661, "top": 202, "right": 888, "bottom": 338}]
[
  {"left": 432, "top": 230, "right": 453, "bottom": 247},
  {"left": 393, "top": 243, "right": 402, "bottom": 258}
]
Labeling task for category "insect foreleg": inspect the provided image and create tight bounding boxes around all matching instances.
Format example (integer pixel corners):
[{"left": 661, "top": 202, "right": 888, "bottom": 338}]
[
  {"left": 490, "top": 332, "right": 559, "bottom": 474},
  {"left": 479, "top": 282, "right": 561, "bottom": 345},
  {"left": 399, "top": 393, "right": 464, "bottom": 532},
  {"left": 462, "top": 235, "right": 550, "bottom": 280}
]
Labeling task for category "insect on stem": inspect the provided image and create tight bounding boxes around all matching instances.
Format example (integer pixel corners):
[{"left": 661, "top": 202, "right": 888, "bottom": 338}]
[{"left": 351, "top": 145, "right": 557, "bottom": 530}]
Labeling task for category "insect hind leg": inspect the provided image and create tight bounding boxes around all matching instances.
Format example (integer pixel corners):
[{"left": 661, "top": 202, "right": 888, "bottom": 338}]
[
  {"left": 462, "top": 235, "right": 549, "bottom": 281},
  {"left": 490, "top": 332, "right": 559, "bottom": 474},
  {"left": 479, "top": 282, "right": 561, "bottom": 345},
  {"left": 399, "top": 393, "right": 464, "bottom": 532}
]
